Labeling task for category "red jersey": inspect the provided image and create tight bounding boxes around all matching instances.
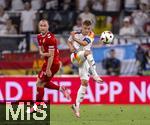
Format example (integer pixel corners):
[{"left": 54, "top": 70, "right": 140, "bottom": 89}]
[{"left": 37, "top": 32, "right": 60, "bottom": 64}]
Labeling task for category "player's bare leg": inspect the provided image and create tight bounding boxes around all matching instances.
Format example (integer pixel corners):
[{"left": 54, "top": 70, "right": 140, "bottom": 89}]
[
  {"left": 71, "top": 80, "right": 88, "bottom": 118},
  {"left": 84, "top": 50, "right": 103, "bottom": 83}
]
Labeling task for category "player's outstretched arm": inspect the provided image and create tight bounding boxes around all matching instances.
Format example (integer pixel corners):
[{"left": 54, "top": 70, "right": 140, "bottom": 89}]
[
  {"left": 73, "top": 37, "right": 88, "bottom": 46},
  {"left": 70, "top": 32, "right": 88, "bottom": 46}
]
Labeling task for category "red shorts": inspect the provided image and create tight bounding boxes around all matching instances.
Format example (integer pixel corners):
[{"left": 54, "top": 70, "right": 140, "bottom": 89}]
[{"left": 38, "top": 62, "right": 60, "bottom": 83}]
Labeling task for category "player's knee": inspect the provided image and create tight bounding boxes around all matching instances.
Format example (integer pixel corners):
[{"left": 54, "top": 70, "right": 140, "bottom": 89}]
[
  {"left": 84, "top": 50, "right": 91, "bottom": 57},
  {"left": 36, "top": 82, "right": 41, "bottom": 87},
  {"left": 36, "top": 81, "right": 45, "bottom": 87},
  {"left": 81, "top": 80, "right": 88, "bottom": 86}
]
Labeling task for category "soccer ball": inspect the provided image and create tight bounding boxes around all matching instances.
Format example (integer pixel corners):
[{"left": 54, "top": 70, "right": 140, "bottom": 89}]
[{"left": 100, "top": 31, "right": 114, "bottom": 44}]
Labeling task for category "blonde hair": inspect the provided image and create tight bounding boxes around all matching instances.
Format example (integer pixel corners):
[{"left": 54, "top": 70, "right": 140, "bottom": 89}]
[
  {"left": 82, "top": 20, "right": 92, "bottom": 26},
  {"left": 39, "top": 19, "right": 49, "bottom": 25}
]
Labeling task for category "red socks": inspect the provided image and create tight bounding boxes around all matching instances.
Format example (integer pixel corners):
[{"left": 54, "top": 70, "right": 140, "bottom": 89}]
[
  {"left": 35, "top": 82, "right": 60, "bottom": 105},
  {"left": 35, "top": 87, "right": 44, "bottom": 105}
]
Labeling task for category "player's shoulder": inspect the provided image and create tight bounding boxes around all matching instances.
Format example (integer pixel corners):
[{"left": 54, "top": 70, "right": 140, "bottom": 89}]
[
  {"left": 37, "top": 33, "right": 43, "bottom": 37},
  {"left": 46, "top": 31, "right": 54, "bottom": 35},
  {"left": 37, "top": 33, "right": 42, "bottom": 40},
  {"left": 47, "top": 32, "right": 55, "bottom": 38},
  {"left": 37, "top": 33, "right": 41, "bottom": 37},
  {"left": 84, "top": 31, "right": 95, "bottom": 43},
  {"left": 47, "top": 32, "right": 57, "bottom": 44},
  {"left": 47, "top": 31, "right": 53, "bottom": 35},
  {"left": 88, "top": 31, "right": 95, "bottom": 38}
]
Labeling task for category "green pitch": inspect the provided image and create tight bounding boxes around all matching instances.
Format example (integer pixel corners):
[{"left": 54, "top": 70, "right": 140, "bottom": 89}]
[
  {"left": 0, "top": 104, "right": 150, "bottom": 125},
  {"left": 50, "top": 105, "right": 150, "bottom": 125}
]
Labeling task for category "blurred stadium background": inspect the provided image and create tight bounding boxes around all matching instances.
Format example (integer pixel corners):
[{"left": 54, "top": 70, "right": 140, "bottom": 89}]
[{"left": 0, "top": 0, "right": 150, "bottom": 125}]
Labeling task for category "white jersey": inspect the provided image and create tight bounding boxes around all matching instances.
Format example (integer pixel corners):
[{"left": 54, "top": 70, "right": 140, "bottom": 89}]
[
  {"left": 68, "top": 31, "right": 95, "bottom": 51},
  {"left": 68, "top": 31, "right": 95, "bottom": 80}
]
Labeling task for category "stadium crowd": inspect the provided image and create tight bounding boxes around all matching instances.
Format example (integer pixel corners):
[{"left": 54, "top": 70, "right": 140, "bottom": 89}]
[
  {"left": 0, "top": 0, "right": 149, "bottom": 35},
  {"left": 0, "top": 0, "right": 149, "bottom": 76}
]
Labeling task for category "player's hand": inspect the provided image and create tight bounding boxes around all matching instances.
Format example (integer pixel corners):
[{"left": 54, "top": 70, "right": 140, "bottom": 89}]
[
  {"left": 46, "top": 69, "right": 52, "bottom": 77},
  {"left": 70, "top": 31, "right": 75, "bottom": 40},
  {"left": 70, "top": 31, "right": 75, "bottom": 36}
]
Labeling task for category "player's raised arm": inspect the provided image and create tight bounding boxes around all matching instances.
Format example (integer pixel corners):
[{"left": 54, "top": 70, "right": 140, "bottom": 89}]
[
  {"left": 67, "top": 33, "right": 76, "bottom": 53},
  {"left": 71, "top": 32, "right": 89, "bottom": 46}
]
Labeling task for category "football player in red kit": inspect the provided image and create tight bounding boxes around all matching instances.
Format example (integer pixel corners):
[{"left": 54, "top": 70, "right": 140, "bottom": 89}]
[{"left": 27, "top": 19, "right": 70, "bottom": 113}]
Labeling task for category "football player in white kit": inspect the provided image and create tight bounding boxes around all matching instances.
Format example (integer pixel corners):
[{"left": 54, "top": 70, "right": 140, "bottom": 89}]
[{"left": 67, "top": 20, "right": 103, "bottom": 118}]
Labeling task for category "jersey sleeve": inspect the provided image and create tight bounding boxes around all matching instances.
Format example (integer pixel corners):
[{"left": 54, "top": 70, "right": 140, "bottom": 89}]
[
  {"left": 83, "top": 32, "right": 95, "bottom": 44},
  {"left": 47, "top": 34, "right": 56, "bottom": 50},
  {"left": 48, "top": 40, "right": 55, "bottom": 50},
  {"left": 83, "top": 37, "right": 92, "bottom": 44},
  {"left": 68, "top": 31, "right": 81, "bottom": 42}
]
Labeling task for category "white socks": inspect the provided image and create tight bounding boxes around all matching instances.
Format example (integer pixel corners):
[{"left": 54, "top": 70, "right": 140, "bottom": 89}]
[
  {"left": 76, "top": 85, "right": 87, "bottom": 108},
  {"left": 86, "top": 54, "right": 98, "bottom": 76}
]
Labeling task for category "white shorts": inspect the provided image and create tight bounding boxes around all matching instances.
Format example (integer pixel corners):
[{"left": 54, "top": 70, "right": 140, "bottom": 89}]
[
  {"left": 79, "top": 60, "right": 90, "bottom": 81},
  {"left": 71, "top": 51, "right": 90, "bottom": 80},
  {"left": 70, "top": 51, "right": 86, "bottom": 66}
]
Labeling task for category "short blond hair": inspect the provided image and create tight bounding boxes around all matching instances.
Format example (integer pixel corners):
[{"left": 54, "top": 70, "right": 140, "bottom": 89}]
[
  {"left": 39, "top": 19, "right": 49, "bottom": 25},
  {"left": 82, "top": 20, "right": 92, "bottom": 26}
]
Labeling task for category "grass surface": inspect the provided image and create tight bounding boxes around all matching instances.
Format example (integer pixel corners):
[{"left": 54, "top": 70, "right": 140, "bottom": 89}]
[
  {"left": 0, "top": 104, "right": 150, "bottom": 125},
  {"left": 50, "top": 105, "right": 150, "bottom": 125}
]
